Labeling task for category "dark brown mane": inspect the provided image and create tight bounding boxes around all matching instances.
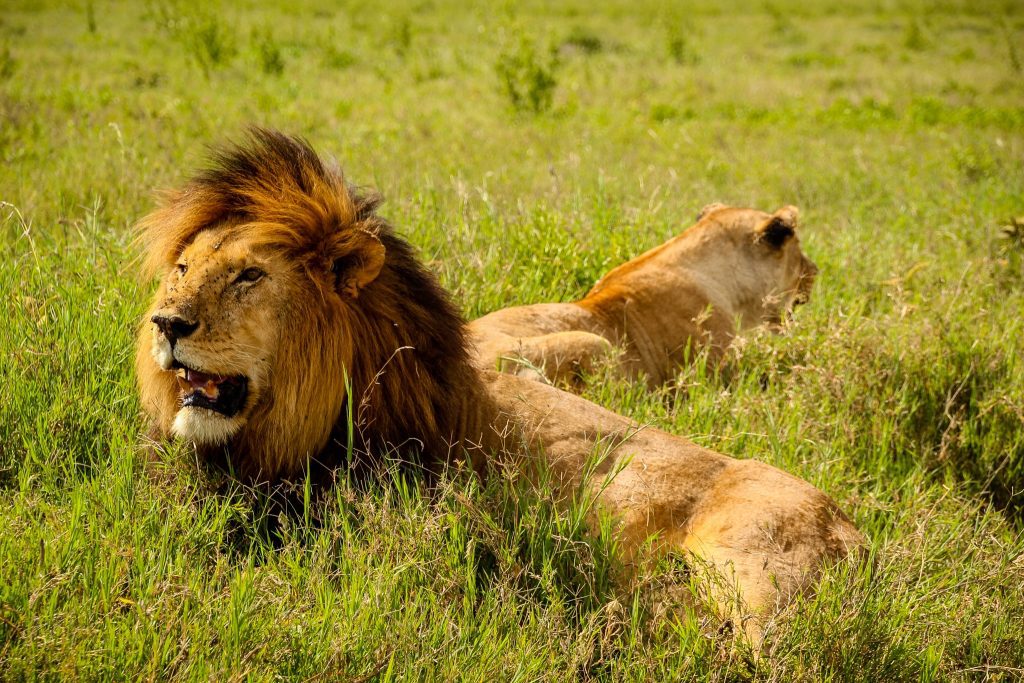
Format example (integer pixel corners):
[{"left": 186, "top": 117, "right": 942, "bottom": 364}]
[
  {"left": 138, "top": 128, "right": 485, "bottom": 480},
  {"left": 138, "top": 128, "right": 385, "bottom": 279},
  {"left": 336, "top": 217, "right": 484, "bottom": 475}
]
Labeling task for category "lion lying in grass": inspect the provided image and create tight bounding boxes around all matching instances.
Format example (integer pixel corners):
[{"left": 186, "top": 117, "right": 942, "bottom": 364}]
[
  {"left": 469, "top": 203, "right": 818, "bottom": 387},
  {"left": 135, "top": 129, "right": 862, "bottom": 639}
]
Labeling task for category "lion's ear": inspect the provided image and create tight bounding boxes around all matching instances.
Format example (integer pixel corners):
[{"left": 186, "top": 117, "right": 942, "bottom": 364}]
[
  {"left": 697, "top": 202, "right": 728, "bottom": 221},
  {"left": 756, "top": 205, "right": 799, "bottom": 248},
  {"left": 330, "top": 230, "right": 385, "bottom": 299}
]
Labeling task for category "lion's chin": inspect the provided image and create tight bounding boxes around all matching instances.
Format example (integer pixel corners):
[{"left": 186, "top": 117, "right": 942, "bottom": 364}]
[{"left": 171, "top": 406, "right": 244, "bottom": 445}]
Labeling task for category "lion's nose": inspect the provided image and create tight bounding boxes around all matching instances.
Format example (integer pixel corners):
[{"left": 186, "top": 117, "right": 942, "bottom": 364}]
[{"left": 152, "top": 314, "right": 199, "bottom": 345}]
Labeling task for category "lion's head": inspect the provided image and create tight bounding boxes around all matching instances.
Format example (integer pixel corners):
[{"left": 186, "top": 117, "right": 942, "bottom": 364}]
[
  {"left": 692, "top": 202, "right": 818, "bottom": 327},
  {"left": 136, "top": 129, "right": 478, "bottom": 482}
]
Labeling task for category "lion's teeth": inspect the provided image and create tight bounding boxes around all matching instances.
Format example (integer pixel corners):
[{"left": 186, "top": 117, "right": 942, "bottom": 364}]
[{"left": 201, "top": 380, "right": 220, "bottom": 399}]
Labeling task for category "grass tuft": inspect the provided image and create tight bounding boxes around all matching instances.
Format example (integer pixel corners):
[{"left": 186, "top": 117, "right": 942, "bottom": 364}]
[
  {"left": 251, "top": 26, "right": 284, "bottom": 76},
  {"left": 904, "top": 18, "right": 930, "bottom": 52},
  {"left": 0, "top": 45, "right": 15, "bottom": 80},
  {"left": 187, "top": 12, "right": 236, "bottom": 74},
  {"left": 665, "top": 19, "right": 700, "bottom": 65},
  {"left": 389, "top": 15, "right": 413, "bottom": 59},
  {"left": 85, "top": 0, "right": 97, "bottom": 34},
  {"left": 562, "top": 26, "right": 604, "bottom": 55},
  {"left": 496, "top": 33, "right": 560, "bottom": 115}
]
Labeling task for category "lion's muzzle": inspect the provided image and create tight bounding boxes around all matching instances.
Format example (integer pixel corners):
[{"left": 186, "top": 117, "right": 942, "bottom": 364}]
[{"left": 151, "top": 313, "right": 198, "bottom": 347}]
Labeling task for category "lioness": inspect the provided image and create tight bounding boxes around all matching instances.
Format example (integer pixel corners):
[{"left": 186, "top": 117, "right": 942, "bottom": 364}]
[
  {"left": 469, "top": 204, "right": 818, "bottom": 387},
  {"left": 136, "top": 130, "right": 862, "bottom": 639}
]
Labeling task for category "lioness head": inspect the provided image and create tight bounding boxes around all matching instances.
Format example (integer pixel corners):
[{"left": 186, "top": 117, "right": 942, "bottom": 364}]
[{"left": 695, "top": 203, "right": 818, "bottom": 327}]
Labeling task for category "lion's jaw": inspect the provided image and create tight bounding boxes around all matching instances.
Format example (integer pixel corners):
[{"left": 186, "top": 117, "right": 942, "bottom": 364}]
[
  {"left": 145, "top": 227, "right": 285, "bottom": 447},
  {"left": 759, "top": 235, "right": 818, "bottom": 328}
]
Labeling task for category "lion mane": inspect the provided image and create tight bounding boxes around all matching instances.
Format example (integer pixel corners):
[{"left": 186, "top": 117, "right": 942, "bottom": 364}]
[{"left": 136, "top": 128, "right": 485, "bottom": 481}]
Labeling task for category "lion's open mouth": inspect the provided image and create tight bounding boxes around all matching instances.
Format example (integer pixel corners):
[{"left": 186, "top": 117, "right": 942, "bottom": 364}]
[{"left": 173, "top": 362, "right": 249, "bottom": 417}]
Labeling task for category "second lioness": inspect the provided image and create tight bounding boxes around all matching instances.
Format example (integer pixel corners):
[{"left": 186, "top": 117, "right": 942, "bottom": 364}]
[{"left": 469, "top": 204, "right": 818, "bottom": 387}]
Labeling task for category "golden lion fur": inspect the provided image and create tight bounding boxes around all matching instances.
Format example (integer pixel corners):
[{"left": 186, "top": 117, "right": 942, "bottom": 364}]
[
  {"left": 136, "top": 130, "right": 863, "bottom": 637},
  {"left": 136, "top": 129, "right": 483, "bottom": 481},
  {"left": 469, "top": 203, "right": 819, "bottom": 388}
]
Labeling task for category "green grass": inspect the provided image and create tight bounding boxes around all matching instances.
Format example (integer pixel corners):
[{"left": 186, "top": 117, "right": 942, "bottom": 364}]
[{"left": 2, "top": 0, "right": 1024, "bottom": 679}]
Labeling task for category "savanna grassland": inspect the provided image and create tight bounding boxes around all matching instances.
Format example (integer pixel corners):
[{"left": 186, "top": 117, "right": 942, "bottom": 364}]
[{"left": 2, "top": 0, "right": 1024, "bottom": 679}]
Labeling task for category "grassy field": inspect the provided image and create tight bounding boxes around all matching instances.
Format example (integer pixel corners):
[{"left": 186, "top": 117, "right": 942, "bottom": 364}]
[{"left": 2, "top": 0, "right": 1024, "bottom": 679}]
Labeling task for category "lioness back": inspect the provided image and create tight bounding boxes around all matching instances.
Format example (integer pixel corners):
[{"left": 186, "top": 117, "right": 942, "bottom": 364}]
[{"left": 469, "top": 204, "right": 818, "bottom": 389}]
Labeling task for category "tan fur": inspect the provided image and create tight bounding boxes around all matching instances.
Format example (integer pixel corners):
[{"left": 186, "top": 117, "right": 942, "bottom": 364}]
[
  {"left": 137, "top": 130, "right": 863, "bottom": 639},
  {"left": 469, "top": 204, "right": 819, "bottom": 387},
  {"left": 136, "top": 129, "right": 484, "bottom": 482},
  {"left": 485, "top": 372, "right": 864, "bottom": 630}
]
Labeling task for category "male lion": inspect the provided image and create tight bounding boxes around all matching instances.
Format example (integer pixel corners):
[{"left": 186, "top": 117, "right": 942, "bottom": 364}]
[
  {"left": 136, "top": 129, "right": 862, "bottom": 639},
  {"left": 469, "top": 203, "right": 818, "bottom": 387}
]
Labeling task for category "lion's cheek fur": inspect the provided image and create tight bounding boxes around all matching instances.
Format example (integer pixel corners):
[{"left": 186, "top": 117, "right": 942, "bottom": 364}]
[
  {"left": 225, "top": 305, "right": 352, "bottom": 481},
  {"left": 135, "top": 321, "right": 182, "bottom": 438}
]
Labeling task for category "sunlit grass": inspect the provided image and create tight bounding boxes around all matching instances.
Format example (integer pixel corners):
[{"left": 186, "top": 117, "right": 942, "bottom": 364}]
[{"left": 1, "top": 0, "right": 1023, "bottom": 679}]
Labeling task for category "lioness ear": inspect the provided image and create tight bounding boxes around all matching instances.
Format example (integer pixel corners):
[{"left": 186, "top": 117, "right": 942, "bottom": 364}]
[
  {"left": 330, "top": 230, "right": 385, "bottom": 299},
  {"left": 756, "top": 205, "right": 799, "bottom": 248},
  {"left": 697, "top": 202, "right": 728, "bottom": 221}
]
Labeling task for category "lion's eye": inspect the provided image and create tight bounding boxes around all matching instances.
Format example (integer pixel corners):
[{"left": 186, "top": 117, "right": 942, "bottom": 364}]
[
  {"left": 175, "top": 262, "right": 187, "bottom": 275},
  {"left": 236, "top": 267, "right": 266, "bottom": 284}
]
